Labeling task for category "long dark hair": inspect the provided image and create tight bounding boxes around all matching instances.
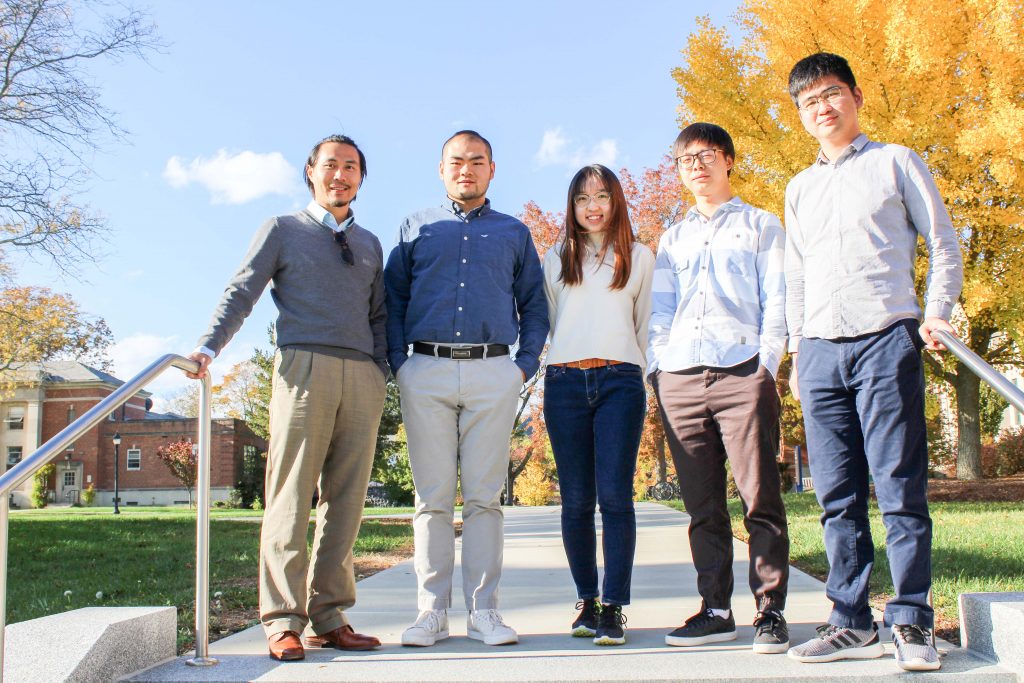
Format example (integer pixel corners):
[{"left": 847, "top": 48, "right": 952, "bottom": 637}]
[{"left": 559, "top": 164, "right": 634, "bottom": 290}]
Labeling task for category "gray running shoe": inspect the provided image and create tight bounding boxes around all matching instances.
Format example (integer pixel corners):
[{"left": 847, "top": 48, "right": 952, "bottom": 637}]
[
  {"left": 788, "top": 622, "right": 884, "bottom": 662},
  {"left": 752, "top": 609, "right": 789, "bottom": 654},
  {"left": 892, "top": 624, "right": 940, "bottom": 671}
]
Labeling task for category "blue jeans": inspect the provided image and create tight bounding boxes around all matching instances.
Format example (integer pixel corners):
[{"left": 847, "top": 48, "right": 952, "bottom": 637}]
[
  {"left": 543, "top": 362, "right": 646, "bottom": 605},
  {"left": 798, "top": 319, "right": 932, "bottom": 629}
]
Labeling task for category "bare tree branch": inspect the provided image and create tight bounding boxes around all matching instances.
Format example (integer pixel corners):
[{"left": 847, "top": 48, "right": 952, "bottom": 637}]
[{"left": 0, "top": 0, "right": 160, "bottom": 274}]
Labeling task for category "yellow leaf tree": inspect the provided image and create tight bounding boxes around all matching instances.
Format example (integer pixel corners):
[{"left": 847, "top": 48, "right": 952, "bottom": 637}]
[{"left": 673, "top": 2, "right": 1024, "bottom": 479}]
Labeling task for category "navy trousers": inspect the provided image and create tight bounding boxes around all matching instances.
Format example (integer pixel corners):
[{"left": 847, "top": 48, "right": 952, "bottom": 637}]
[
  {"left": 543, "top": 363, "right": 646, "bottom": 605},
  {"left": 798, "top": 319, "right": 933, "bottom": 629}
]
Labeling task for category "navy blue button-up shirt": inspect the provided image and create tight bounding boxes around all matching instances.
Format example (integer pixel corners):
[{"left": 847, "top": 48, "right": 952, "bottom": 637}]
[{"left": 384, "top": 199, "right": 548, "bottom": 377}]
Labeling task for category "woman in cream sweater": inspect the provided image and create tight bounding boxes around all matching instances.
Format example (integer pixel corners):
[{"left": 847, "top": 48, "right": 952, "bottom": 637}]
[{"left": 542, "top": 164, "right": 655, "bottom": 646}]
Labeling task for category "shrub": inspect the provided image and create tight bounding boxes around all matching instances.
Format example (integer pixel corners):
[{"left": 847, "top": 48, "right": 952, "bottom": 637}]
[
  {"left": 226, "top": 487, "right": 245, "bottom": 509},
  {"left": 990, "top": 427, "right": 1024, "bottom": 477},
  {"left": 516, "top": 456, "right": 555, "bottom": 506},
  {"left": 251, "top": 495, "right": 263, "bottom": 511},
  {"left": 378, "top": 448, "right": 415, "bottom": 506},
  {"left": 80, "top": 484, "right": 96, "bottom": 506},
  {"left": 30, "top": 464, "right": 54, "bottom": 508}
]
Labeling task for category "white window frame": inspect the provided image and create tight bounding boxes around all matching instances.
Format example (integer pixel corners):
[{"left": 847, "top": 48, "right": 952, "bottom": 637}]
[
  {"left": 126, "top": 448, "right": 142, "bottom": 471},
  {"left": 63, "top": 470, "right": 76, "bottom": 487},
  {"left": 4, "top": 406, "right": 25, "bottom": 430}
]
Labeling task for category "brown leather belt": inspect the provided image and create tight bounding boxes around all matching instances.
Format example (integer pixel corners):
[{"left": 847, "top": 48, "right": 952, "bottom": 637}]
[{"left": 550, "top": 358, "right": 624, "bottom": 370}]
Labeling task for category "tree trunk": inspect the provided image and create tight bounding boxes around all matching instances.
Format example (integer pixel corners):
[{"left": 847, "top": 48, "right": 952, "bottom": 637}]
[{"left": 953, "top": 364, "right": 983, "bottom": 480}]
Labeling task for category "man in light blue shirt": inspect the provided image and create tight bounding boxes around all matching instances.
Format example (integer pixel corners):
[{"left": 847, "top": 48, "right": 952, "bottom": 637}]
[{"left": 649, "top": 123, "right": 790, "bottom": 654}]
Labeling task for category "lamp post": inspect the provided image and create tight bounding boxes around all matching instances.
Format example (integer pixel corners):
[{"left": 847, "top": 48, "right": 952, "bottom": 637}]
[{"left": 112, "top": 432, "right": 121, "bottom": 515}]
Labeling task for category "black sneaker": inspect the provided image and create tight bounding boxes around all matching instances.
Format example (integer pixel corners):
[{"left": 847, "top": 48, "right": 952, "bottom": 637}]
[
  {"left": 665, "top": 606, "right": 736, "bottom": 647},
  {"left": 752, "top": 609, "right": 789, "bottom": 654},
  {"left": 594, "top": 604, "right": 626, "bottom": 646},
  {"left": 571, "top": 599, "right": 600, "bottom": 637}
]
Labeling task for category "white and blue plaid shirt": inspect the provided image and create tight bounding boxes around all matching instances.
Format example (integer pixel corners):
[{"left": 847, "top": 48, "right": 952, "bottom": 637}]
[{"left": 647, "top": 197, "right": 787, "bottom": 377}]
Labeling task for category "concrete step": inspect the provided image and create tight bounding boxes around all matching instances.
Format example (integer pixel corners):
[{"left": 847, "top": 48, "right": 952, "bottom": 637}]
[
  {"left": 3, "top": 606, "right": 175, "bottom": 683},
  {"left": 961, "top": 592, "right": 1024, "bottom": 677},
  {"left": 128, "top": 504, "right": 1016, "bottom": 682}
]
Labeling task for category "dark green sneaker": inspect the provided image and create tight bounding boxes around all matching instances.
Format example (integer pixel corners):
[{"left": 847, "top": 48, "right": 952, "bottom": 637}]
[
  {"left": 571, "top": 599, "right": 600, "bottom": 637},
  {"left": 594, "top": 604, "right": 626, "bottom": 645}
]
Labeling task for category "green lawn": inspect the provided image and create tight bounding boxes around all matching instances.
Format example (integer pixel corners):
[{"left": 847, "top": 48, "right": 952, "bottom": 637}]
[
  {"left": 10, "top": 505, "right": 414, "bottom": 518},
  {"left": 663, "top": 492, "right": 1024, "bottom": 641},
  {"left": 5, "top": 512, "right": 413, "bottom": 651}
]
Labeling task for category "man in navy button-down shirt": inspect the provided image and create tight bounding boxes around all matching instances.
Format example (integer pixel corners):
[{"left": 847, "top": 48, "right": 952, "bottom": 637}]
[{"left": 385, "top": 130, "right": 547, "bottom": 647}]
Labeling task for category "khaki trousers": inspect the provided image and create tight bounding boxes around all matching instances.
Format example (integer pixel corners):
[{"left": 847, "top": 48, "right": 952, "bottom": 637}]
[
  {"left": 397, "top": 352, "right": 522, "bottom": 611},
  {"left": 260, "top": 348, "right": 386, "bottom": 637}
]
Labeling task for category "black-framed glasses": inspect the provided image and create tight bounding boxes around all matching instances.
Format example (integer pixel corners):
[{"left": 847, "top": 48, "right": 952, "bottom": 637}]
[
  {"left": 675, "top": 148, "right": 721, "bottom": 169},
  {"left": 797, "top": 84, "right": 847, "bottom": 112},
  {"left": 333, "top": 230, "right": 355, "bottom": 265}
]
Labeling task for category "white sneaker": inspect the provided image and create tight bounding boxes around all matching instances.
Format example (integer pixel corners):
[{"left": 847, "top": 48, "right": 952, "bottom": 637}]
[
  {"left": 401, "top": 609, "right": 449, "bottom": 647},
  {"left": 467, "top": 609, "right": 518, "bottom": 645}
]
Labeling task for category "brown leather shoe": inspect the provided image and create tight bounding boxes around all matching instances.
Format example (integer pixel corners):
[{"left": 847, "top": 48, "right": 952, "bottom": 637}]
[
  {"left": 268, "top": 630, "right": 305, "bottom": 661},
  {"left": 305, "top": 624, "right": 381, "bottom": 651}
]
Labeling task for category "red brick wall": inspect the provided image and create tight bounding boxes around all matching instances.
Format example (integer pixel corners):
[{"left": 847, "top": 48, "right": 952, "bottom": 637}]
[
  {"left": 37, "top": 382, "right": 267, "bottom": 496},
  {"left": 93, "top": 418, "right": 266, "bottom": 490}
]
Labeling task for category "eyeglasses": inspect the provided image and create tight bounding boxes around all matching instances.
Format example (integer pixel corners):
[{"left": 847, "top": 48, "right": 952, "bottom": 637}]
[
  {"left": 573, "top": 192, "right": 612, "bottom": 207},
  {"left": 675, "top": 149, "right": 721, "bottom": 169},
  {"left": 333, "top": 230, "right": 355, "bottom": 265},
  {"left": 797, "top": 85, "right": 847, "bottom": 112}
]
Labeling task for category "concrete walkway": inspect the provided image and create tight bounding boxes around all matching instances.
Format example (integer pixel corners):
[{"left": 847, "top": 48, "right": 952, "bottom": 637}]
[{"left": 130, "top": 503, "right": 1012, "bottom": 682}]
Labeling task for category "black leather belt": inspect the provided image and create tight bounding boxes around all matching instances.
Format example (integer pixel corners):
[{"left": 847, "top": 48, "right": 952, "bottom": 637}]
[{"left": 412, "top": 342, "right": 510, "bottom": 359}]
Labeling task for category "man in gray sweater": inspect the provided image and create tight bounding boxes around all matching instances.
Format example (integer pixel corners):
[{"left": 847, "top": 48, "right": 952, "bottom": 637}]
[{"left": 188, "top": 134, "right": 388, "bottom": 662}]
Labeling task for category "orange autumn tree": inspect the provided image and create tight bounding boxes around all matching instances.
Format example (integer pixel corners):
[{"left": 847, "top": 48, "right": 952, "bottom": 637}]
[{"left": 520, "top": 159, "right": 687, "bottom": 500}]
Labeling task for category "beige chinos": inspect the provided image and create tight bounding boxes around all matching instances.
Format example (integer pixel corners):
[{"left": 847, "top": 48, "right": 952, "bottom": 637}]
[
  {"left": 397, "top": 351, "right": 522, "bottom": 611},
  {"left": 259, "top": 348, "right": 386, "bottom": 637}
]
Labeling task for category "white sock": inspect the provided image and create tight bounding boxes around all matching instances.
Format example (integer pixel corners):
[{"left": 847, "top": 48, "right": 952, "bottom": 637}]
[{"left": 709, "top": 608, "right": 731, "bottom": 619}]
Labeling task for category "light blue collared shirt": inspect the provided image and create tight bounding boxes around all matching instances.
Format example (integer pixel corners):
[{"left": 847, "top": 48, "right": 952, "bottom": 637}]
[
  {"left": 305, "top": 199, "right": 355, "bottom": 232},
  {"left": 648, "top": 196, "right": 787, "bottom": 378},
  {"left": 784, "top": 134, "right": 963, "bottom": 350}
]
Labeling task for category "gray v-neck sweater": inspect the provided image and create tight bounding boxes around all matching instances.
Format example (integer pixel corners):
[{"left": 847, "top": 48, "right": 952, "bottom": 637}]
[{"left": 197, "top": 210, "right": 387, "bottom": 374}]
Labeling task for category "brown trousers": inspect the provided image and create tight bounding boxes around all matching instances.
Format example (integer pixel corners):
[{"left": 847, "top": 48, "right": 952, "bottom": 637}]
[
  {"left": 259, "top": 348, "right": 386, "bottom": 637},
  {"left": 653, "top": 356, "right": 789, "bottom": 611}
]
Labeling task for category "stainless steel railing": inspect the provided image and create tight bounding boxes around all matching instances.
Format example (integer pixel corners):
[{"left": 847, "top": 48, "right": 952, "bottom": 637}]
[
  {"left": 933, "top": 329, "right": 1024, "bottom": 413},
  {"left": 0, "top": 354, "right": 218, "bottom": 679}
]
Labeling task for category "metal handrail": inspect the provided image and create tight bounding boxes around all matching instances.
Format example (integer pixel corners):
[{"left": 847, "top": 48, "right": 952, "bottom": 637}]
[
  {"left": 933, "top": 329, "right": 1024, "bottom": 413},
  {"left": 0, "top": 354, "right": 218, "bottom": 679}
]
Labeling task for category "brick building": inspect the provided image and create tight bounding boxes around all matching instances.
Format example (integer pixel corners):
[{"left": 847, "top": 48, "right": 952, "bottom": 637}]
[{"left": 1, "top": 361, "right": 266, "bottom": 508}]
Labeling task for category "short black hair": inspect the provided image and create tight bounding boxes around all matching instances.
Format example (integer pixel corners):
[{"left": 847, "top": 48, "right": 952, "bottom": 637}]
[
  {"left": 305, "top": 134, "right": 367, "bottom": 195},
  {"left": 674, "top": 123, "right": 736, "bottom": 175},
  {"left": 788, "top": 52, "right": 857, "bottom": 104},
  {"left": 441, "top": 129, "right": 493, "bottom": 161}
]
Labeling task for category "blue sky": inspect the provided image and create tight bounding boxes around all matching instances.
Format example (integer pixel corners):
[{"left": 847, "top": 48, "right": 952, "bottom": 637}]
[{"left": 13, "top": 1, "right": 741, "bottom": 405}]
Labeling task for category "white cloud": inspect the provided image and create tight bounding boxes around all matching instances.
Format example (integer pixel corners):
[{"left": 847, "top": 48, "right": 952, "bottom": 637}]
[
  {"left": 534, "top": 127, "right": 619, "bottom": 170},
  {"left": 163, "top": 149, "right": 299, "bottom": 204}
]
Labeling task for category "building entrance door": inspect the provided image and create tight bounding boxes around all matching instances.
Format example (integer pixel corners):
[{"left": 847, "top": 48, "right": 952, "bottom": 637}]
[{"left": 57, "top": 462, "right": 83, "bottom": 505}]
